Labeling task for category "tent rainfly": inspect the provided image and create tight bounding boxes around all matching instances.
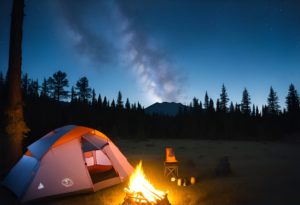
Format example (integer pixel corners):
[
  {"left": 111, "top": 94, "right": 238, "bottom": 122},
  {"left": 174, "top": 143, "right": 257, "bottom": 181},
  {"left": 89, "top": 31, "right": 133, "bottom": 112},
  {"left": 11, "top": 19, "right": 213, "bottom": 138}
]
[{"left": 2, "top": 125, "right": 134, "bottom": 202}]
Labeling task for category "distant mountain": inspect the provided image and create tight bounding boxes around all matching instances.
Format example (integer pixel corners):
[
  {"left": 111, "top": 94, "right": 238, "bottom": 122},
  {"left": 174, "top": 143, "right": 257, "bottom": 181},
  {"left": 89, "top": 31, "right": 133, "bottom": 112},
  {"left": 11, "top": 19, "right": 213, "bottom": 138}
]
[{"left": 145, "top": 102, "right": 187, "bottom": 116}]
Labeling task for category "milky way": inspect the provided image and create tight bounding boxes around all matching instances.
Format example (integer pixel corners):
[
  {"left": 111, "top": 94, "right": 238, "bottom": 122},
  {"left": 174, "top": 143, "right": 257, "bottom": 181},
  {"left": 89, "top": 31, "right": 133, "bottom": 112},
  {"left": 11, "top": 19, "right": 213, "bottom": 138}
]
[{"left": 58, "top": 0, "right": 185, "bottom": 102}]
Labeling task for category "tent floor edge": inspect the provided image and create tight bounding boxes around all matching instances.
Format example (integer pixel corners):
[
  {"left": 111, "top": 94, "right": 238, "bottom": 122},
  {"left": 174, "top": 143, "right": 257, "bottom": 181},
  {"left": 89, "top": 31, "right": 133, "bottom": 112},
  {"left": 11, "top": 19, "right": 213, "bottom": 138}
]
[
  {"left": 21, "top": 187, "right": 94, "bottom": 203},
  {"left": 93, "top": 177, "right": 121, "bottom": 191}
]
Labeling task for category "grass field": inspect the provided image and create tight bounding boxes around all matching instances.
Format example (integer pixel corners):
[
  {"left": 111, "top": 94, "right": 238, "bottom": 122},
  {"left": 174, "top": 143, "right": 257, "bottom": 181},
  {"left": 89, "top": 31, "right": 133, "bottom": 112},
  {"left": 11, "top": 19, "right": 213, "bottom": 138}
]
[{"left": 1, "top": 139, "right": 300, "bottom": 205}]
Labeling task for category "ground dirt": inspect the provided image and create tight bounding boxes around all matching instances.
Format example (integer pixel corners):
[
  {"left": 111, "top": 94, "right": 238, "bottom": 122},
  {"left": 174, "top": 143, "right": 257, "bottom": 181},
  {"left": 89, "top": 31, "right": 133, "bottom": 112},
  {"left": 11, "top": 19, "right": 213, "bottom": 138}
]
[{"left": 1, "top": 139, "right": 300, "bottom": 205}]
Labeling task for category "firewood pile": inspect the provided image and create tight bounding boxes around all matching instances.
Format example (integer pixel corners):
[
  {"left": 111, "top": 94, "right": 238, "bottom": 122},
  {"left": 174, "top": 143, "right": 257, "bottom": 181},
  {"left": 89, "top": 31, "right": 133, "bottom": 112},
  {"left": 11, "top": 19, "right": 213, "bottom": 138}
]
[{"left": 122, "top": 189, "right": 171, "bottom": 205}]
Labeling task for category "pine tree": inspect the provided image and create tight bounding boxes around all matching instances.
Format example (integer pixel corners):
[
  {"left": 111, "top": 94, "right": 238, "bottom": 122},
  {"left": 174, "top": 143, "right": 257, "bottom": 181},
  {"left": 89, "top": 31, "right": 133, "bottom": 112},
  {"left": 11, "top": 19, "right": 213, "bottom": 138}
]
[
  {"left": 208, "top": 98, "right": 215, "bottom": 112},
  {"left": 40, "top": 78, "right": 50, "bottom": 98},
  {"left": 251, "top": 104, "right": 255, "bottom": 117},
  {"left": 116, "top": 91, "right": 123, "bottom": 109},
  {"left": 219, "top": 84, "right": 229, "bottom": 112},
  {"left": 267, "top": 87, "right": 280, "bottom": 115},
  {"left": 21, "top": 73, "right": 29, "bottom": 97},
  {"left": 48, "top": 70, "right": 69, "bottom": 101},
  {"left": 111, "top": 99, "right": 116, "bottom": 109},
  {"left": 235, "top": 103, "right": 241, "bottom": 113},
  {"left": 199, "top": 101, "right": 203, "bottom": 111},
  {"left": 28, "top": 79, "right": 39, "bottom": 97},
  {"left": 204, "top": 91, "right": 209, "bottom": 110},
  {"left": 192, "top": 97, "right": 200, "bottom": 110},
  {"left": 262, "top": 105, "right": 266, "bottom": 117},
  {"left": 132, "top": 103, "right": 137, "bottom": 110},
  {"left": 91, "top": 89, "right": 97, "bottom": 106},
  {"left": 125, "top": 98, "right": 131, "bottom": 110},
  {"left": 286, "top": 84, "right": 300, "bottom": 113},
  {"left": 255, "top": 106, "right": 260, "bottom": 117},
  {"left": 241, "top": 88, "right": 251, "bottom": 115},
  {"left": 137, "top": 102, "right": 142, "bottom": 110},
  {"left": 70, "top": 86, "right": 76, "bottom": 102},
  {"left": 75, "top": 76, "right": 91, "bottom": 102},
  {"left": 103, "top": 96, "right": 108, "bottom": 108},
  {"left": 216, "top": 99, "right": 221, "bottom": 112},
  {"left": 229, "top": 102, "right": 234, "bottom": 113},
  {"left": 97, "top": 94, "right": 102, "bottom": 108}
]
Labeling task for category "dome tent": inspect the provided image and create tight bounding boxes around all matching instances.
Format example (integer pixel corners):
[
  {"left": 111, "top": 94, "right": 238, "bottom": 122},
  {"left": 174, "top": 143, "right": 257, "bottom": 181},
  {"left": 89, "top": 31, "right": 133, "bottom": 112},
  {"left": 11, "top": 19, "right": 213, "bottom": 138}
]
[{"left": 2, "top": 125, "right": 133, "bottom": 202}]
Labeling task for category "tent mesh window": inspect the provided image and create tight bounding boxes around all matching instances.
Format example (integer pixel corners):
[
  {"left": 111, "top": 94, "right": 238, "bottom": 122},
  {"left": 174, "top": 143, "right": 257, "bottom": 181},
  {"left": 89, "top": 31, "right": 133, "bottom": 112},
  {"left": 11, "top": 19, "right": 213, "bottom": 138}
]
[{"left": 81, "top": 138, "right": 118, "bottom": 184}]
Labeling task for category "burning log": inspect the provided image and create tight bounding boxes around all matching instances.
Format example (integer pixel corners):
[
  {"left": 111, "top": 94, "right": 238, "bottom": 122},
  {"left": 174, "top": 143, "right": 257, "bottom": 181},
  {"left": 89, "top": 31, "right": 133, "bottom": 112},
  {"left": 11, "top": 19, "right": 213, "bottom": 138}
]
[
  {"left": 122, "top": 161, "right": 171, "bottom": 205},
  {"left": 122, "top": 192, "right": 170, "bottom": 205}
]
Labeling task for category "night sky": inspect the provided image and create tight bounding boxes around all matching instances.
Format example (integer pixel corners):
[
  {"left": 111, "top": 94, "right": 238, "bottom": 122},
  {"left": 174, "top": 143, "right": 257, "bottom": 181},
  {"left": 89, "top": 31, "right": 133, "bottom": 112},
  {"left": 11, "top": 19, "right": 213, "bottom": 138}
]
[{"left": 1, "top": 0, "right": 300, "bottom": 108}]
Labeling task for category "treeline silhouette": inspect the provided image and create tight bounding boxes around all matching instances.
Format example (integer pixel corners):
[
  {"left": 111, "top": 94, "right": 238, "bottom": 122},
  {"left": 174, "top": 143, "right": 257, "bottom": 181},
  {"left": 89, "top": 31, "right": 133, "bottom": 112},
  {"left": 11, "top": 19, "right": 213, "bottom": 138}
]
[{"left": 0, "top": 70, "right": 299, "bottom": 147}]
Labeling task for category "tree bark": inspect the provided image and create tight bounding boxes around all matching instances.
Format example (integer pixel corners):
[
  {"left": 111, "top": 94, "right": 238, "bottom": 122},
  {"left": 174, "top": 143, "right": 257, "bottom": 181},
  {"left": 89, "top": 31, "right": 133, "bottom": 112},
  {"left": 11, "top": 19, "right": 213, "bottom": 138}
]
[{"left": 4, "top": 0, "right": 29, "bottom": 169}]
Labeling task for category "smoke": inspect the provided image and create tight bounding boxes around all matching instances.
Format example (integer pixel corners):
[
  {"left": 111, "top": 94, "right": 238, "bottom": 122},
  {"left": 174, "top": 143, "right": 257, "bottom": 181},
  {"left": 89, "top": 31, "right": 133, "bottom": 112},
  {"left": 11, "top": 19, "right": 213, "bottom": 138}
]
[{"left": 58, "top": 0, "right": 185, "bottom": 102}]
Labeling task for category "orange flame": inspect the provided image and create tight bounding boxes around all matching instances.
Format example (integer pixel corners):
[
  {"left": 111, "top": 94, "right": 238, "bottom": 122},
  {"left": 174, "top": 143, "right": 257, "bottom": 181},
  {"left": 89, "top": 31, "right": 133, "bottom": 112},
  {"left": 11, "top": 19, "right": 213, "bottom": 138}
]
[{"left": 125, "top": 161, "right": 166, "bottom": 203}]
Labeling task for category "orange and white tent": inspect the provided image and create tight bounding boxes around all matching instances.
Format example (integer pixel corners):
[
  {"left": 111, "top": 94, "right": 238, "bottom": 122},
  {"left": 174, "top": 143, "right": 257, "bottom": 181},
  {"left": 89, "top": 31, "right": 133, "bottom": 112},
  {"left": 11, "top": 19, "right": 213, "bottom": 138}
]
[{"left": 2, "top": 125, "right": 133, "bottom": 202}]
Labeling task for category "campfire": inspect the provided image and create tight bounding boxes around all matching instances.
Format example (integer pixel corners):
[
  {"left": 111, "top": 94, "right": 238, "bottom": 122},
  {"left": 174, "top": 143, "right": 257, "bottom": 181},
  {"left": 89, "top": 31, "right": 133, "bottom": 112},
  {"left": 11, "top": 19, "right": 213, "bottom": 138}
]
[{"left": 123, "top": 161, "right": 171, "bottom": 205}]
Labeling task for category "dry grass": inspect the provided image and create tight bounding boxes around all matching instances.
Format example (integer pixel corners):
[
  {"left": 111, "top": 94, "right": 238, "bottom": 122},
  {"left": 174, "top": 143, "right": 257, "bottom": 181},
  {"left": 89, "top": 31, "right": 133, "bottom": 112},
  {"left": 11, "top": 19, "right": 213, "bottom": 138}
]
[{"left": 1, "top": 139, "right": 300, "bottom": 205}]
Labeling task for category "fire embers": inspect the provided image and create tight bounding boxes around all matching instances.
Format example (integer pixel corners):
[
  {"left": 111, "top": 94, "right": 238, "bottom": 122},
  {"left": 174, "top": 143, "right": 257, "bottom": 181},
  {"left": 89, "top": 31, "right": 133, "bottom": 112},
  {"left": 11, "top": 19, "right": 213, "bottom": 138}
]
[
  {"left": 122, "top": 190, "right": 170, "bottom": 205},
  {"left": 122, "top": 161, "right": 171, "bottom": 205}
]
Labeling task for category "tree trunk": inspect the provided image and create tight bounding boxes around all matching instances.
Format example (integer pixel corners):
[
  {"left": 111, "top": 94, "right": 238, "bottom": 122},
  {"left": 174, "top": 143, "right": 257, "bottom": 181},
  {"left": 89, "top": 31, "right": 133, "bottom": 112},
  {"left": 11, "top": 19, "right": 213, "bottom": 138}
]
[{"left": 4, "top": 0, "right": 29, "bottom": 170}]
